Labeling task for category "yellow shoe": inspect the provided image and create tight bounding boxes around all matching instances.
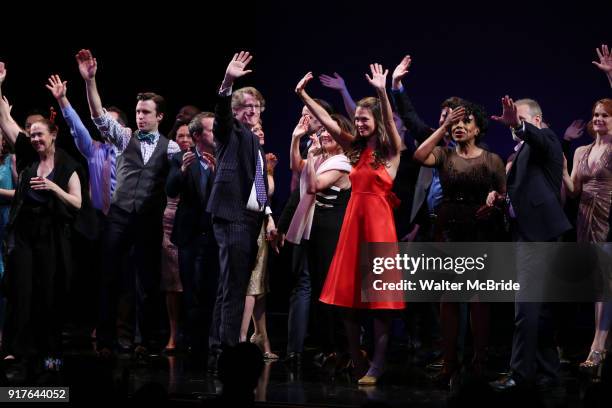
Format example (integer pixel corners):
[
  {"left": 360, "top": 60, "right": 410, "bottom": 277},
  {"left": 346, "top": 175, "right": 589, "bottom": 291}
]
[{"left": 358, "top": 375, "right": 378, "bottom": 386}]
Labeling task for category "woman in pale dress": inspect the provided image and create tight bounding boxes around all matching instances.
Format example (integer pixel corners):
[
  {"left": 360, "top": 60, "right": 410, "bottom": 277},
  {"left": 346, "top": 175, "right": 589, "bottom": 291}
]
[{"left": 562, "top": 98, "right": 612, "bottom": 377}]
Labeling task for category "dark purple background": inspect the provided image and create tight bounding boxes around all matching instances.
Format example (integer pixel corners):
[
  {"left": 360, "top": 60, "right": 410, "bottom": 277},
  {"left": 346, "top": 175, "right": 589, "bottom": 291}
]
[{"left": 2, "top": 1, "right": 610, "bottom": 208}]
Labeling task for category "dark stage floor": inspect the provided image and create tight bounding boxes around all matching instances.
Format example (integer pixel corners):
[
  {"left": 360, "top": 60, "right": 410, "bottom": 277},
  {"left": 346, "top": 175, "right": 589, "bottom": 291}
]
[{"left": 2, "top": 313, "right": 611, "bottom": 407}]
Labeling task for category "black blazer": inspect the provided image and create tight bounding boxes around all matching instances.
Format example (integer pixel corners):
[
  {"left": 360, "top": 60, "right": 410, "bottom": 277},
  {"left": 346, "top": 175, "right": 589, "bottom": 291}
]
[
  {"left": 507, "top": 123, "right": 572, "bottom": 241},
  {"left": 391, "top": 87, "right": 436, "bottom": 223},
  {"left": 206, "top": 94, "right": 269, "bottom": 222},
  {"left": 166, "top": 147, "right": 214, "bottom": 247}
]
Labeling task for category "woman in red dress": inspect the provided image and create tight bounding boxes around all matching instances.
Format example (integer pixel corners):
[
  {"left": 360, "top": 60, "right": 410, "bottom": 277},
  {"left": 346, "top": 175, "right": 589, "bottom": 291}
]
[{"left": 295, "top": 64, "right": 404, "bottom": 385}]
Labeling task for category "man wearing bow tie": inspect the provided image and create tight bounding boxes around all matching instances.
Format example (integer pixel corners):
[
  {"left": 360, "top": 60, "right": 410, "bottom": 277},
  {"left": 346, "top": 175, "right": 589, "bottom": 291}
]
[{"left": 76, "top": 49, "right": 180, "bottom": 357}]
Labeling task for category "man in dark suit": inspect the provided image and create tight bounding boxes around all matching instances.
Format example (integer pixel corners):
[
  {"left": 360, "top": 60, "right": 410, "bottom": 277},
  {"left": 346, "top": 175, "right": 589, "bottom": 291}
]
[
  {"left": 207, "top": 51, "right": 275, "bottom": 352},
  {"left": 166, "top": 112, "right": 218, "bottom": 358},
  {"left": 389, "top": 56, "right": 466, "bottom": 241},
  {"left": 490, "top": 96, "right": 572, "bottom": 391}
]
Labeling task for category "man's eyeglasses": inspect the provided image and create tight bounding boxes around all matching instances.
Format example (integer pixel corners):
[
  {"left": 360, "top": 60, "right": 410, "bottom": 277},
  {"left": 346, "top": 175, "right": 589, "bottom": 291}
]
[{"left": 240, "top": 104, "right": 262, "bottom": 111}]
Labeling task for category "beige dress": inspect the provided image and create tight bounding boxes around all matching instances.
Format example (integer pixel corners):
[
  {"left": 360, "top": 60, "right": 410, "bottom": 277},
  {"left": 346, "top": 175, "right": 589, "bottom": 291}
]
[
  {"left": 576, "top": 143, "right": 612, "bottom": 243},
  {"left": 161, "top": 197, "right": 182, "bottom": 292},
  {"left": 246, "top": 224, "right": 269, "bottom": 296}
]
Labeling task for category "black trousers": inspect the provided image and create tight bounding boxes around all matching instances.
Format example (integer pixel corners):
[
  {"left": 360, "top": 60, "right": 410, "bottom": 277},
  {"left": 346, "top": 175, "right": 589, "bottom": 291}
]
[
  {"left": 3, "top": 213, "right": 64, "bottom": 358},
  {"left": 178, "top": 231, "right": 219, "bottom": 353},
  {"left": 210, "top": 210, "right": 263, "bottom": 348},
  {"left": 97, "top": 205, "right": 163, "bottom": 350},
  {"left": 510, "top": 230, "right": 560, "bottom": 383}
]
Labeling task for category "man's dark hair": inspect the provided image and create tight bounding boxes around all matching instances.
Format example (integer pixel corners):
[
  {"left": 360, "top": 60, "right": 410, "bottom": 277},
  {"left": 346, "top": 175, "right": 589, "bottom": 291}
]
[
  {"left": 188, "top": 112, "right": 215, "bottom": 136},
  {"left": 107, "top": 106, "right": 128, "bottom": 126},
  {"left": 136, "top": 92, "right": 166, "bottom": 116},
  {"left": 440, "top": 96, "right": 466, "bottom": 110}
]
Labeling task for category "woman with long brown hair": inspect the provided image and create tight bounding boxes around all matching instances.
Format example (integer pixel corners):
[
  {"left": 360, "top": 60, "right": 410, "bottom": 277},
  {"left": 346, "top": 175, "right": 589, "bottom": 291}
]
[{"left": 295, "top": 64, "right": 403, "bottom": 385}]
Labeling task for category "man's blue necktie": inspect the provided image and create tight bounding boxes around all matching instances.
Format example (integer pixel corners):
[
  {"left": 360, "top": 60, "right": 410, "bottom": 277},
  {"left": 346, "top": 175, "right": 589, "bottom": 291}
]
[{"left": 255, "top": 154, "right": 267, "bottom": 207}]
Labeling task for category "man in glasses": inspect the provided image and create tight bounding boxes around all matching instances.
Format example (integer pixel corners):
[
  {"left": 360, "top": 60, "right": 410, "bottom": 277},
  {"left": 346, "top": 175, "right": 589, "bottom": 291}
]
[{"left": 207, "top": 52, "right": 275, "bottom": 365}]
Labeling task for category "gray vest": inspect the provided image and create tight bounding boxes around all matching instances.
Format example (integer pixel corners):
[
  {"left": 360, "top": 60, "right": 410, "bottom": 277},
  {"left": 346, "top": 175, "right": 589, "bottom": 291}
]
[{"left": 112, "top": 133, "right": 170, "bottom": 214}]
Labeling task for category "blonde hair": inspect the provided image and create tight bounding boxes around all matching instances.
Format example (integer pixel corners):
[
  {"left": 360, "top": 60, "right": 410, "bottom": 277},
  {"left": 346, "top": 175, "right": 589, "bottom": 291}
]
[{"left": 231, "top": 87, "right": 266, "bottom": 113}]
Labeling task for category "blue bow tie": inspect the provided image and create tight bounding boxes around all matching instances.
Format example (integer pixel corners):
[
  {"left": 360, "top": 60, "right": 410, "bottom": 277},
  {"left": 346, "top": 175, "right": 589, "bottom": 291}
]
[{"left": 137, "top": 132, "right": 156, "bottom": 144}]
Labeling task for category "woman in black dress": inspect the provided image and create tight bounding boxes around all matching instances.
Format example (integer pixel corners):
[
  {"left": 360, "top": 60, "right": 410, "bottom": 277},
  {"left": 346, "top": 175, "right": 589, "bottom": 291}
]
[
  {"left": 414, "top": 102, "right": 506, "bottom": 383},
  {"left": 2, "top": 118, "right": 87, "bottom": 371}
]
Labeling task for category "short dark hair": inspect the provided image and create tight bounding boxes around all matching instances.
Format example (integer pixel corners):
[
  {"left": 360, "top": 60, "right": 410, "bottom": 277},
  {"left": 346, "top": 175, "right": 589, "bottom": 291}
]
[
  {"left": 136, "top": 92, "right": 166, "bottom": 115},
  {"left": 106, "top": 106, "right": 128, "bottom": 126},
  {"left": 188, "top": 112, "right": 215, "bottom": 136}
]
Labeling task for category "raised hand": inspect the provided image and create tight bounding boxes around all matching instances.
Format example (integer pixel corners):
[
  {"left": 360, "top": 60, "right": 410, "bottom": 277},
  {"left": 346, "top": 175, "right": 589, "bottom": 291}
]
[
  {"left": 75, "top": 49, "right": 97, "bottom": 80},
  {"left": 266, "top": 153, "right": 278, "bottom": 173},
  {"left": 0, "top": 96, "right": 12, "bottom": 117},
  {"left": 491, "top": 95, "right": 521, "bottom": 128},
  {"left": 0, "top": 62, "right": 6, "bottom": 86},
  {"left": 365, "top": 63, "right": 389, "bottom": 92},
  {"left": 224, "top": 51, "right": 253, "bottom": 81},
  {"left": 442, "top": 106, "right": 466, "bottom": 128},
  {"left": 563, "top": 119, "right": 585, "bottom": 141},
  {"left": 295, "top": 72, "right": 314, "bottom": 94},
  {"left": 292, "top": 114, "right": 310, "bottom": 138},
  {"left": 307, "top": 133, "right": 321, "bottom": 157},
  {"left": 392, "top": 55, "right": 412, "bottom": 88},
  {"left": 319, "top": 72, "right": 346, "bottom": 91},
  {"left": 593, "top": 44, "right": 612, "bottom": 74},
  {"left": 45, "top": 75, "right": 68, "bottom": 100}
]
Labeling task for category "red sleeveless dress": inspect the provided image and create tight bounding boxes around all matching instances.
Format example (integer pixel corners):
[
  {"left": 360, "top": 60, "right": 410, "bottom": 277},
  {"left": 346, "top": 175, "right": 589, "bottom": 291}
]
[{"left": 319, "top": 147, "right": 405, "bottom": 309}]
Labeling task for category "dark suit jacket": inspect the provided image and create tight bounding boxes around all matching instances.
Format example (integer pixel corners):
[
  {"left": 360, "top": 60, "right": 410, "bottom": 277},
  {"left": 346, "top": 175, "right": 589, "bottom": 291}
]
[
  {"left": 391, "top": 88, "right": 436, "bottom": 224},
  {"left": 206, "top": 95, "right": 269, "bottom": 222},
  {"left": 166, "top": 147, "right": 214, "bottom": 247},
  {"left": 507, "top": 123, "right": 572, "bottom": 241}
]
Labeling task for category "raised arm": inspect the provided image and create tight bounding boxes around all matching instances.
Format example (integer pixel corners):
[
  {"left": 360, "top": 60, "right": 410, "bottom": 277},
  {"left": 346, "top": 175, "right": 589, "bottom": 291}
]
[
  {"left": 365, "top": 63, "right": 401, "bottom": 156},
  {"left": 76, "top": 49, "right": 131, "bottom": 151},
  {"left": 46, "top": 74, "right": 96, "bottom": 159},
  {"left": 266, "top": 152, "right": 277, "bottom": 197},
  {"left": 413, "top": 106, "right": 465, "bottom": 166},
  {"left": 390, "top": 55, "right": 434, "bottom": 143},
  {"left": 296, "top": 72, "right": 354, "bottom": 150},
  {"left": 0, "top": 63, "right": 24, "bottom": 145},
  {"left": 564, "top": 145, "right": 586, "bottom": 198},
  {"left": 214, "top": 51, "right": 254, "bottom": 145},
  {"left": 76, "top": 49, "right": 104, "bottom": 119},
  {"left": 290, "top": 115, "right": 309, "bottom": 172},
  {"left": 491, "top": 95, "right": 558, "bottom": 153},
  {"left": 593, "top": 44, "right": 612, "bottom": 89},
  {"left": 319, "top": 72, "right": 356, "bottom": 119}
]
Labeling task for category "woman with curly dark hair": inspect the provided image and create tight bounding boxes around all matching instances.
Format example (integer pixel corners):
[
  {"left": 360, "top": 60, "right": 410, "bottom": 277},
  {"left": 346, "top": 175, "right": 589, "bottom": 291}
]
[
  {"left": 414, "top": 101, "right": 506, "bottom": 385},
  {"left": 295, "top": 63, "right": 403, "bottom": 385}
]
